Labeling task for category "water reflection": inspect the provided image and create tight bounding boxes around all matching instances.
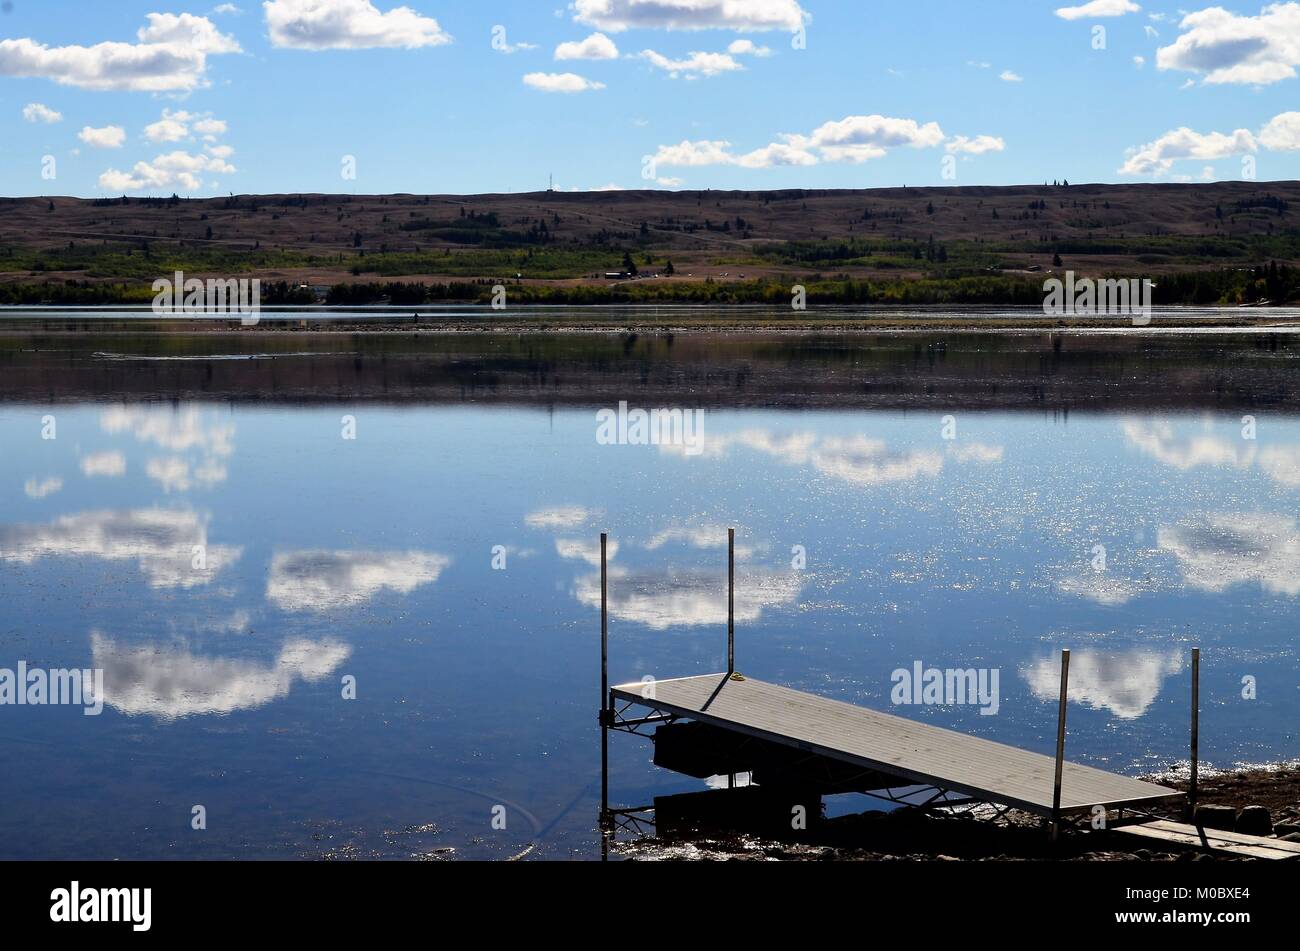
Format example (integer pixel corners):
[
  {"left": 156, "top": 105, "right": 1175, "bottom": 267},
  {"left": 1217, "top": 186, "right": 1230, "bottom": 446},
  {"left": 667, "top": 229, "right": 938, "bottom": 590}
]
[
  {"left": 91, "top": 632, "right": 350, "bottom": 719},
  {"left": 1158, "top": 514, "right": 1300, "bottom": 596},
  {"left": 80, "top": 451, "right": 126, "bottom": 478},
  {"left": 1023, "top": 649, "right": 1184, "bottom": 720},
  {"left": 0, "top": 508, "right": 241, "bottom": 587},
  {"left": 266, "top": 549, "right": 451, "bottom": 612},
  {"left": 573, "top": 566, "right": 802, "bottom": 630},
  {"left": 665, "top": 429, "right": 1000, "bottom": 487}
]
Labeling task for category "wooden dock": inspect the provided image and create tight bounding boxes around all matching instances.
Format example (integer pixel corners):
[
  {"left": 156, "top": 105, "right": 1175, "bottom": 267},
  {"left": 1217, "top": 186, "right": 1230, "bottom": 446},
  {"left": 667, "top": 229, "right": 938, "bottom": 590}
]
[
  {"left": 611, "top": 673, "right": 1183, "bottom": 817},
  {"left": 1113, "top": 820, "right": 1300, "bottom": 860}
]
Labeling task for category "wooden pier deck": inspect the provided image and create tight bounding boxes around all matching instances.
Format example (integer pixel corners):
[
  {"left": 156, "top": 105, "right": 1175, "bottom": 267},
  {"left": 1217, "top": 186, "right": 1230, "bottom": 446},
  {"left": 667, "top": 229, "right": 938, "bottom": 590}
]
[{"left": 611, "top": 673, "right": 1183, "bottom": 817}]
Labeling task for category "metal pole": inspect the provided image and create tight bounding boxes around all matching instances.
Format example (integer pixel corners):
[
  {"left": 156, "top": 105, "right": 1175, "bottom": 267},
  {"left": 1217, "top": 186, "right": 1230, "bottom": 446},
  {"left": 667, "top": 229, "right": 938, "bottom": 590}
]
[
  {"left": 1190, "top": 647, "right": 1200, "bottom": 820},
  {"left": 1051, "top": 648, "right": 1070, "bottom": 842},
  {"left": 727, "top": 528, "right": 735, "bottom": 675},
  {"left": 600, "top": 533, "right": 609, "bottom": 828}
]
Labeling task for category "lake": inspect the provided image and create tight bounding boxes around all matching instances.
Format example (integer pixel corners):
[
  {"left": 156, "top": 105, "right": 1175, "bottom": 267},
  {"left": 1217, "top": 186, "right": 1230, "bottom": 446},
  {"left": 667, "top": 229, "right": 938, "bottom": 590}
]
[{"left": 1, "top": 328, "right": 1298, "bottom": 859}]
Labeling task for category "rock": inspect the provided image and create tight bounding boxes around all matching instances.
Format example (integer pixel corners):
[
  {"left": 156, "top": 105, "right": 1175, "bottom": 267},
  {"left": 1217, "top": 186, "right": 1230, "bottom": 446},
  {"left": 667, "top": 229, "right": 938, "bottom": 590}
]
[
  {"left": 1235, "top": 805, "right": 1273, "bottom": 836},
  {"left": 1273, "top": 820, "right": 1300, "bottom": 837},
  {"left": 1194, "top": 804, "right": 1237, "bottom": 831}
]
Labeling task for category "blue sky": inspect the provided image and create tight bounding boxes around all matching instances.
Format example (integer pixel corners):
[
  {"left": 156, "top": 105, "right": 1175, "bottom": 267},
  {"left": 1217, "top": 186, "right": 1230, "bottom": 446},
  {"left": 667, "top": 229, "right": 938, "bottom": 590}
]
[{"left": 2, "top": 0, "right": 1300, "bottom": 197}]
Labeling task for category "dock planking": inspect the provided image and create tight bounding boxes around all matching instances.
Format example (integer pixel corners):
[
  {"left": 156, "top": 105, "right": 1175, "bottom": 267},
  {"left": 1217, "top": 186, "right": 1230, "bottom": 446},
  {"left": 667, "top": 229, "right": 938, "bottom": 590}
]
[
  {"left": 611, "top": 673, "right": 1183, "bottom": 817},
  {"left": 1113, "top": 820, "right": 1300, "bottom": 860}
]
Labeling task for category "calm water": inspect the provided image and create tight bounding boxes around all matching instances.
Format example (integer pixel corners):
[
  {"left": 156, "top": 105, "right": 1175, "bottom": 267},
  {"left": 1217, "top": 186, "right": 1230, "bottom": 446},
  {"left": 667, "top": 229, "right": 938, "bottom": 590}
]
[{"left": 1, "top": 341, "right": 1299, "bottom": 859}]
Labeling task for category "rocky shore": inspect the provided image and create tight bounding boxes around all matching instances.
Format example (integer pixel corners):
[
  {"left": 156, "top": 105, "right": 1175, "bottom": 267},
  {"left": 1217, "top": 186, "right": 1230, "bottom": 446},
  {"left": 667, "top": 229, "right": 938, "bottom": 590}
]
[{"left": 621, "top": 763, "right": 1300, "bottom": 862}]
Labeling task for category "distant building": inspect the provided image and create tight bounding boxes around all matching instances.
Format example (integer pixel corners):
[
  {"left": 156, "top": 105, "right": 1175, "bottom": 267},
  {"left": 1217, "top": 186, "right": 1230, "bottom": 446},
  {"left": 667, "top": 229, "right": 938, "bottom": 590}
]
[{"left": 605, "top": 271, "right": 630, "bottom": 280}]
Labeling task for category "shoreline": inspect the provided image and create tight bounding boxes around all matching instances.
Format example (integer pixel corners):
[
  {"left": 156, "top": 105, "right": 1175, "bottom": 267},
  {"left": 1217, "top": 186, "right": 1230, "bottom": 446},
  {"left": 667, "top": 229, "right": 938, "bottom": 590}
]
[{"left": 625, "top": 763, "right": 1300, "bottom": 862}]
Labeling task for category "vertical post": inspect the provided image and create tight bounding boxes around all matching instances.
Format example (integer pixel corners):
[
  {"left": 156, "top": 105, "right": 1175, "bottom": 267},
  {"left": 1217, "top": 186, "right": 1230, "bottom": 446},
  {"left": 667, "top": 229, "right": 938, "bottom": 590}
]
[
  {"left": 1189, "top": 647, "right": 1200, "bottom": 820},
  {"left": 599, "top": 533, "right": 609, "bottom": 830},
  {"left": 727, "top": 528, "right": 735, "bottom": 675},
  {"left": 1051, "top": 648, "right": 1070, "bottom": 842}
]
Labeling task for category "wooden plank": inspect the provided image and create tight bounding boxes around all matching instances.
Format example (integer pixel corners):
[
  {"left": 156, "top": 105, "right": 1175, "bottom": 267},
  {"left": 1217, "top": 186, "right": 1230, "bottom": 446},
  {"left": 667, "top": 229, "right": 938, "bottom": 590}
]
[
  {"left": 1114, "top": 821, "right": 1300, "bottom": 860},
  {"left": 612, "top": 673, "right": 1183, "bottom": 817}
]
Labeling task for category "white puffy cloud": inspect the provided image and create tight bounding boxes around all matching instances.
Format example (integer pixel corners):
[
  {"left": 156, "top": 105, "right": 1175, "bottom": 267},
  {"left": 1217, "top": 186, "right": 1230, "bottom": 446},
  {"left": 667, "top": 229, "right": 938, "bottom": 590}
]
[
  {"left": 1156, "top": 3, "right": 1300, "bottom": 85},
  {"left": 81, "top": 451, "right": 127, "bottom": 477},
  {"left": 92, "top": 632, "right": 350, "bottom": 719},
  {"left": 524, "top": 505, "right": 595, "bottom": 529},
  {"left": 263, "top": 0, "right": 452, "bottom": 49},
  {"left": 523, "top": 71, "right": 606, "bottom": 92},
  {"left": 144, "top": 109, "right": 191, "bottom": 143},
  {"left": 1023, "top": 649, "right": 1182, "bottom": 720},
  {"left": 727, "top": 38, "right": 771, "bottom": 56},
  {"left": 78, "top": 125, "right": 126, "bottom": 149},
  {"left": 23, "top": 477, "right": 63, "bottom": 499},
  {"left": 22, "top": 102, "right": 62, "bottom": 123},
  {"left": 1159, "top": 513, "right": 1300, "bottom": 596},
  {"left": 574, "top": 565, "right": 801, "bottom": 629},
  {"left": 0, "top": 14, "right": 240, "bottom": 92},
  {"left": 945, "top": 134, "right": 1006, "bottom": 155},
  {"left": 1055, "top": 0, "right": 1141, "bottom": 21},
  {"left": 1119, "top": 126, "right": 1257, "bottom": 175},
  {"left": 266, "top": 549, "right": 451, "bottom": 612},
  {"left": 555, "top": 537, "right": 618, "bottom": 565},
  {"left": 573, "top": 0, "right": 808, "bottom": 33},
  {"left": 1260, "top": 110, "right": 1300, "bottom": 150},
  {"left": 555, "top": 31, "right": 619, "bottom": 60},
  {"left": 999, "top": 69, "right": 1023, "bottom": 82},
  {"left": 0, "top": 508, "right": 241, "bottom": 588},
  {"left": 637, "top": 48, "right": 743, "bottom": 78},
  {"left": 99, "top": 148, "right": 236, "bottom": 193},
  {"left": 652, "top": 114, "right": 951, "bottom": 169}
]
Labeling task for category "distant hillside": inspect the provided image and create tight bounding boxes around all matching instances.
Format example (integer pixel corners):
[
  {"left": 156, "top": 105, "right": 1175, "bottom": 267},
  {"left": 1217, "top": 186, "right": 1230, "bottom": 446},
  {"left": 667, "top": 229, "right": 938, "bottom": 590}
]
[{"left": 2, "top": 181, "right": 1298, "bottom": 305}]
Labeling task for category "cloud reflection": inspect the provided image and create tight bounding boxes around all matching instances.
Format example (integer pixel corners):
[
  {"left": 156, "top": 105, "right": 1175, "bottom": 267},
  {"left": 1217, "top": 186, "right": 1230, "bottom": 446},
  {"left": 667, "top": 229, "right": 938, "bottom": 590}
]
[
  {"left": 1158, "top": 513, "right": 1300, "bottom": 596},
  {"left": 1023, "top": 648, "right": 1184, "bottom": 719},
  {"left": 266, "top": 549, "right": 451, "bottom": 612},
  {"left": 0, "top": 508, "right": 241, "bottom": 587},
  {"left": 663, "top": 428, "right": 995, "bottom": 487},
  {"left": 573, "top": 565, "right": 801, "bottom": 630},
  {"left": 91, "top": 632, "right": 350, "bottom": 719}
]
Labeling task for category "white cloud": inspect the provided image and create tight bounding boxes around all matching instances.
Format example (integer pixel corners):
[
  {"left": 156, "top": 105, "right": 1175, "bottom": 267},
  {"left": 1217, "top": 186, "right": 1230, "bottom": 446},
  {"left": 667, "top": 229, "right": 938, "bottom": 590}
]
[
  {"left": 809, "top": 114, "right": 946, "bottom": 150},
  {"left": 263, "top": 0, "right": 452, "bottom": 50},
  {"left": 556, "top": 537, "right": 618, "bottom": 565},
  {"left": 573, "top": 0, "right": 808, "bottom": 33},
  {"left": 523, "top": 71, "right": 606, "bottom": 92},
  {"left": 78, "top": 125, "right": 126, "bottom": 149},
  {"left": 1055, "top": 0, "right": 1140, "bottom": 21},
  {"left": 999, "top": 69, "right": 1023, "bottom": 82},
  {"left": 144, "top": 109, "right": 193, "bottom": 143},
  {"left": 22, "top": 102, "right": 62, "bottom": 123},
  {"left": 1156, "top": 3, "right": 1300, "bottom": 85},
  {"left": 1023, "top": 649, "right": 1182, "bottom": 719},
  {"left": 1260, "top": 110, "right": 1300, "bottom": 150},
  {"left": 1159, "top": 513, "right": 1300, "bottom": 596},
  {"left": 555, "top": 31, "right": 619, "bottom": 60},
  {"left": 727, "top": 39, "right": 771, "bottom": 56},
  {"left": 23, "top": 477, "right": 62, "bottom": 499},
  {"left": 213, "top": 3, "right": 244, "bottom": 14},
  {"left": 267, "top": 549, "right": 451, "bottom": 612},
  {"left": 1134, "top": 54, "right": 1146, "bottom": 67},
  {"left": 99, "top": 148, "right": 236, "bottom": 194},
  {"left": 655, "top": 114, "right": 954, "bottom": 170},
  {"left": 0, "top": 14, "right": 240, "bottom": 92},
  {"left": 945, "top": 134, "right": 1006, "bottom": 155},
  {"left": 81, "top": 451, "right": 127, "bottom": 477},
  {"left": 638, "top": 48, "right": 742, "bottom": 78},
  {"left": 92, "top": 632, "right": 349, "bottom": 719},
  {"left": 1119, "top": 126, "right": 1257, "bottom": 175},
  {"left": 524, "top": 505, "right": 594, "bottom": 529},
  {"left": 574, "top": 565, "right": 801, "bottom": 629},
  {"left": 0, "top": 508, "right": 241, "bottom": 588}
]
